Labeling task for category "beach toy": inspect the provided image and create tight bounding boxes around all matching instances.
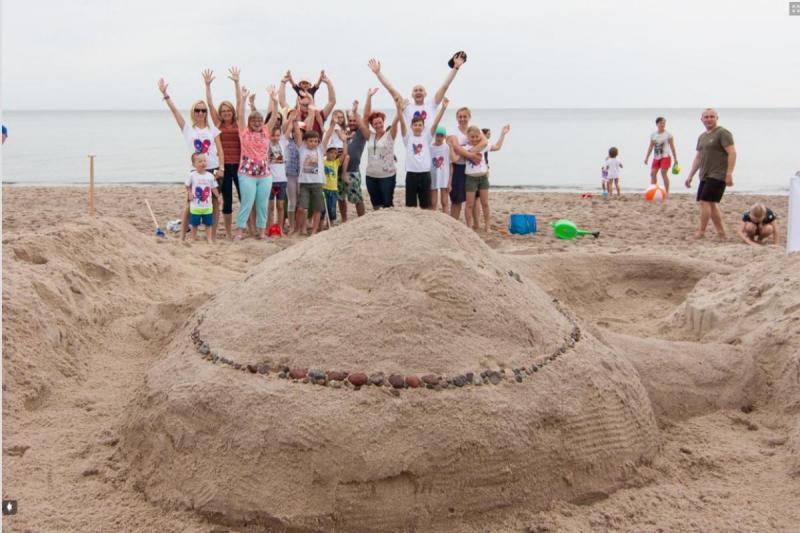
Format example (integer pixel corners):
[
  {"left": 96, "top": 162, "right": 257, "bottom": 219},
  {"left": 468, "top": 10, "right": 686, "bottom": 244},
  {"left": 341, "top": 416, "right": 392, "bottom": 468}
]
[
  {"left": 602, "top": 190, "right": 609, "bottom": 197},
  {"left": 581, "top": 193, "right": 593, "bottom": 198},
  {"left": 144, "top": 199, "right": 166, "bottom": 238},
  {"left": 644, "top": 185, "right": 667, "bottom": 202},
  {"left": 550, "top": 219, "right": 599, "bottom": 240},
  {"left": 508, "top": 214, "right": 537, "bottom": 235},
  {"left": 167, "top": 220, "right": 182, "bottom": 233},
  {"left": 267, "top": 185, "right": 283, "bottom": 237},
  {"left": 671, "top": 163, "right": 681, "bottom": 175}
]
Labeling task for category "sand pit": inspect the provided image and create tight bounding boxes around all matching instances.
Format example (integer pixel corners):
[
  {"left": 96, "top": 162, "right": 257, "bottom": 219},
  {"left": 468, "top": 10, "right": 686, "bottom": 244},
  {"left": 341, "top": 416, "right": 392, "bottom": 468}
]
[{"left": 120, "top": 210, "right": 660, "bottom": 531}]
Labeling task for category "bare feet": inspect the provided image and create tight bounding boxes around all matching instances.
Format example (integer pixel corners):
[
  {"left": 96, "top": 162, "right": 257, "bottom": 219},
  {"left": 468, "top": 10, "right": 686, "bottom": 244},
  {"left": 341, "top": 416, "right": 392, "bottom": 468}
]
[{"left": 693, "top": 231, "right": 705, "bottom": 240}]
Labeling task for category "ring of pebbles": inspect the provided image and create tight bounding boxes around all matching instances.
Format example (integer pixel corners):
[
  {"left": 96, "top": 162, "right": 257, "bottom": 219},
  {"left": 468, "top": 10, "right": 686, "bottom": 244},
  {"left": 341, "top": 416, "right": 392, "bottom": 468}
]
[{"left": 190, "top": 298, "right": 581, "bottom": 393}]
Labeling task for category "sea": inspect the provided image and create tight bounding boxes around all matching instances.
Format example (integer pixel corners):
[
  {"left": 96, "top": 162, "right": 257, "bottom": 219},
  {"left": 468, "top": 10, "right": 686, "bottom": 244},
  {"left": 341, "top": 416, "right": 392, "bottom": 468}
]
[{"left": 2, "top": 108, "right": 798, "bottom": 194}]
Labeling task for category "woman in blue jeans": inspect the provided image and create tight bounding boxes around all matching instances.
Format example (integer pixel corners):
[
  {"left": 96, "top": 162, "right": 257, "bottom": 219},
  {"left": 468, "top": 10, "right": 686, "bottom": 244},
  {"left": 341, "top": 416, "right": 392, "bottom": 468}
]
[{"left": 362, "top": 88, "right": 400, "bottom": 209}]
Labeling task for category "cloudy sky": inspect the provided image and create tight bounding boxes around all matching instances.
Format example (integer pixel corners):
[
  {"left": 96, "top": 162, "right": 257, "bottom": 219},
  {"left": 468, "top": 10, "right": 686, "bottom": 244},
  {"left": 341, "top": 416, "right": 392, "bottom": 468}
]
[{"left": 1, "top": 0, "right": 798, "bottom": 110}]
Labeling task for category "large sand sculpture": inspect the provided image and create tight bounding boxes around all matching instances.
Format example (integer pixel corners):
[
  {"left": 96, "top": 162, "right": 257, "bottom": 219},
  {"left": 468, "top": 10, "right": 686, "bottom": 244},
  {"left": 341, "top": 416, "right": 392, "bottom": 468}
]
[{"left": 121, "top": 210, "right": 661, "bottom": 531}]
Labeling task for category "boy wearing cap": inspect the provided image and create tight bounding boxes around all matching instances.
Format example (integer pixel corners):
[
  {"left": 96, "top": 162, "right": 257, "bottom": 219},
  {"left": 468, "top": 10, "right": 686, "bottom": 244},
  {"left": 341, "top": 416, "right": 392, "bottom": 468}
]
[
  {"left": 430, "top": 125, "right": 455, "bottom": 213},
  {"left": 285, "top": 70, "right": 323, "bottom": 98}
]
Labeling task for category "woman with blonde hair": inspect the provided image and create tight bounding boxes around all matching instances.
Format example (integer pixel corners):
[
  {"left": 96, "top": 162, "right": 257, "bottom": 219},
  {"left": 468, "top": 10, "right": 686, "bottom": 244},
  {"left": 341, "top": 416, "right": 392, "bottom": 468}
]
[
  {"left": 447, "top": 106, "right": 485, "bottom": 222},
  {"left": 158, "top": 76, "right": 224, "bottom": 241}
]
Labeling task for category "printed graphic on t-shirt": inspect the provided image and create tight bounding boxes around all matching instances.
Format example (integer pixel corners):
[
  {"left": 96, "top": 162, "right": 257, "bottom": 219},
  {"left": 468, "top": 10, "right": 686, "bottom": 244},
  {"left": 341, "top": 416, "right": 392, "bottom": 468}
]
[
  {"left": 414, "top": 110, "right": 428, "bottom": 121},
  {"left": 433, "top": 156, "right": 445, "bottom": 169},
  {"left": 194, "top": 186, "right": 210, "bottom": 203},
  {"left": 467, "top": 153, "right": 484, "bottom": 168},
  {"left": 194, "top": 139, "right": 211, "bottom": 154},
  {"left": 269, "top": 143, "right": 284, "bottom": 164},
  {"left": 302, "top": 151, "right": 320, "bottom": 175},
  {"left": 413, "top": 143, "right": 423, "bottom": 155}
]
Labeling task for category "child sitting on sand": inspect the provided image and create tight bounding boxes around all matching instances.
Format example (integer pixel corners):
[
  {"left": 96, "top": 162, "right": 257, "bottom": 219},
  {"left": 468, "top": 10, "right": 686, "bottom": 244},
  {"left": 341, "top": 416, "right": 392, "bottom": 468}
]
[
  {"left": 738, "top": 203, "right": 779, "bottom": 245},
  {"left": 602, "top": 147, "right": 623, "bottom": 197},
  {"left": 185, "top": 153, "right": 221, "bottom": 243}
]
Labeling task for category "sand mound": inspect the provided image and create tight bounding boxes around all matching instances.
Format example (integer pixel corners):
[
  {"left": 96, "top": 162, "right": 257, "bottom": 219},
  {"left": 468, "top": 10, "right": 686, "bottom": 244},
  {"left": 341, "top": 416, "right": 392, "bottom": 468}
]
[
  {"left": 121, "top": 209, "right": 660, "bottom": 532},
  {"left": 1, "top": 218, "right": 204, "bottom": 415}
]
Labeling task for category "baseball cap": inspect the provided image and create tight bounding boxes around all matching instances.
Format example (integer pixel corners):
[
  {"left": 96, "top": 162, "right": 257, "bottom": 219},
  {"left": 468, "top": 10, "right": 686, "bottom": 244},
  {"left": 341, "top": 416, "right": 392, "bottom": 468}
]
[{"left": 435, "top": 126, "right": 447, "bottom": 136}]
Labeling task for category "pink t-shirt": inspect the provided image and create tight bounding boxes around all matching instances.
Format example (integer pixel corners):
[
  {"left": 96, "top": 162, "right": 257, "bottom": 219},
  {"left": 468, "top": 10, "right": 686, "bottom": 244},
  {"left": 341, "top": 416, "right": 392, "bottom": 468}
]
[{"left": 238, "top": 127, "right": 271, "bottom": 178}]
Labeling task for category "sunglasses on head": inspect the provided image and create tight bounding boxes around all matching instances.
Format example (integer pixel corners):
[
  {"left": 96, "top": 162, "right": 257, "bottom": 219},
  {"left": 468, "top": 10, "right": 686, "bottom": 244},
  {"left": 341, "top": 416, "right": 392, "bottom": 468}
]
[{"left": 194, "top": 109, "right": 208, "bottom": 114}]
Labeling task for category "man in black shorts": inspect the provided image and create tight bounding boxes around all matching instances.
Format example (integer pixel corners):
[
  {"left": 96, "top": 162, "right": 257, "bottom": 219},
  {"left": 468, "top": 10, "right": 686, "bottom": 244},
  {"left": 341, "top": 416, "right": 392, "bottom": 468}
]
[{"left": 685, "top": 108, "right": 736, "bottom": 240}]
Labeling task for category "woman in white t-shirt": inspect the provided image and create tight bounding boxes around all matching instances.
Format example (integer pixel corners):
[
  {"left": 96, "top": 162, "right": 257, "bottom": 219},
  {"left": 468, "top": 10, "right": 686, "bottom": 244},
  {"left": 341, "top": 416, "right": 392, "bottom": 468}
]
[
  {"left": 644, "top": 116, "right": 679, "bottom": 195},
  {"left": 361, "top": 87, "right": 401, "bottom": 209},
  {"left": 158, "top": 78, "right": 224, "bottom": 241}
]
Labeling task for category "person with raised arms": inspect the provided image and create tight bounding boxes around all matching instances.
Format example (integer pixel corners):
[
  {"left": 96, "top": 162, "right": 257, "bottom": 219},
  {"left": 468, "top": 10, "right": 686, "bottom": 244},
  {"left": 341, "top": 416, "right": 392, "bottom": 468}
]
[
  {"left": 340, "top": 99, "right": 370, "bottom": 220},
  {"left": 361, "top": 87, "right": 401, "bottom": 209},
  {"left": 279, "top": 70, "right": 336, "bottom": 136},
  {"left": 158, "top": 77, "right": 224, "bottom": 241},
  {"left": 366, "top": 52, "right": 465, "bottom": 127},
  {"left": 397, "top": 96, "right": 449, "bottom": 209},
  {"left": 232, "top": 84, "right": 280, "bottom": 240}
]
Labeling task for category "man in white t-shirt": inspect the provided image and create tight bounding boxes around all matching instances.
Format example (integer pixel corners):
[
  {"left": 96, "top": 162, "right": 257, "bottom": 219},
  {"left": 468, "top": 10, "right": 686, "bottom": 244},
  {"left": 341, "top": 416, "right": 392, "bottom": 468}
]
[
  {"left": 644, "top": 116, "right": 679, "bottom": 194},
  {"left": 367, "top": 53, "right": 465, "bottom": 127}
]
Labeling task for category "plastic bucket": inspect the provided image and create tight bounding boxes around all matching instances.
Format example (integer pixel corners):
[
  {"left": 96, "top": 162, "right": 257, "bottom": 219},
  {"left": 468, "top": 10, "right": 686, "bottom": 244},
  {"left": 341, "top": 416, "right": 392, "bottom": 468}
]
[{"left": 509, "top": 214, "right": 537, "bottom": 235}]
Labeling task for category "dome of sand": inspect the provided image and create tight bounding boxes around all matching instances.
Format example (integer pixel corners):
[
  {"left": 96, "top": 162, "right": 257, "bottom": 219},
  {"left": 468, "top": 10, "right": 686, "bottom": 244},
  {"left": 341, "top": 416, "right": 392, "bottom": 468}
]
[{"left": 121, "top": 209, "right": 660, "bottom": 532}]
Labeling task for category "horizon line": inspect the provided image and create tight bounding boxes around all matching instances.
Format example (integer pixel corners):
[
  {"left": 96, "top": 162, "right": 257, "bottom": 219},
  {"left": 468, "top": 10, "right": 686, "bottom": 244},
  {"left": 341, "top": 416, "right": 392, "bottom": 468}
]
[{"left": 2, "top": 106, "right": 799, "bottom": 112}]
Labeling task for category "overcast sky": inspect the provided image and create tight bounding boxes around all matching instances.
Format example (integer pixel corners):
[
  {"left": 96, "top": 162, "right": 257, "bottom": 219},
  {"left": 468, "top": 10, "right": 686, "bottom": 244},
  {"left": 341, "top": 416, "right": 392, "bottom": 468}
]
[{"left": 1, "top": 0, "right": 798, "bottom": 110}]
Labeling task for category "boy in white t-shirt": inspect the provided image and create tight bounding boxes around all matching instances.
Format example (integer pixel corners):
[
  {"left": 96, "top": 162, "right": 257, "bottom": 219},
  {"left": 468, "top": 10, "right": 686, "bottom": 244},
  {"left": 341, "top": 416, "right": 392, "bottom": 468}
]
[
  {"left": 184, "top": 153, "right": 221, "bottom": 243},
  {"left": 430, "top": 126, "right": 455, "bottom": 213},
  {"left": 397, "top": 96, "right": 448, "bottom": 209},
  {"left": 602, "top": 147, "right": 623, "bottom": 197},
  {"left": 292, "top": 107, "right": 335, "bottom": 236}
]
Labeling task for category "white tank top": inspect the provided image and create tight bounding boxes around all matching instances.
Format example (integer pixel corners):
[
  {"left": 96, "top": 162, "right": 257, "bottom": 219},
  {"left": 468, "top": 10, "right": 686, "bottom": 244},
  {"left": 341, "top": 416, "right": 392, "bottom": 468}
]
[
  {"left": 453, "top": 128, "right": 469, "bottom": 165},
  {"left": 366, "top": 131, "right": 396, "bottom": 178}
]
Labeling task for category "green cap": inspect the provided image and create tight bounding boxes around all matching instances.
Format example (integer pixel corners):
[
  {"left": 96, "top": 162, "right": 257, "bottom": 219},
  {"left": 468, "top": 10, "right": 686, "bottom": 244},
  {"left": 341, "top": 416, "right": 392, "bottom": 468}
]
[{"left": 435, "top": 126, "right": 447, "bottom": 136}]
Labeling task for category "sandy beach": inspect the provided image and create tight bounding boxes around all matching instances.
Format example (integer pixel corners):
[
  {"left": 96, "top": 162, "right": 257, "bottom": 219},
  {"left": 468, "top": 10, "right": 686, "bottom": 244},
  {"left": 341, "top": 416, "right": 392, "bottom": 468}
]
[{"left": 3, "top": 185, "right": 799, "bottom": 532}]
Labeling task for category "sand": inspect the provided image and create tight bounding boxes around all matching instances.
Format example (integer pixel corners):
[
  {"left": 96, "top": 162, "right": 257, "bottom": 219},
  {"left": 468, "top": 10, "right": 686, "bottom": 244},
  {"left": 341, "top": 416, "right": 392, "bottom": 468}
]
[{"left": 3, "top": 185, "right": 799, "bottom": 532}]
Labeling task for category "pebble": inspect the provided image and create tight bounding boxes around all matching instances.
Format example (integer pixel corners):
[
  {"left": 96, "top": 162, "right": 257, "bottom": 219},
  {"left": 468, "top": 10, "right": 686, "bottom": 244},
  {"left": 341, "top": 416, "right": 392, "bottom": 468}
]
[
  {"left": 452, "top": 375, "right": 467, "bottom": 387},
  {"left": 388, "top": 374, "right": 405, "bottom": 389},
  {"left": 199, "top": 343, "right": 210, "bottom": 355},
  {"left": 246, "top": 364, "right": 257, "bottom": 374},
  {"left": 515, "top": 375, "right": 523, "bottom": 383},
  {"left": 308, "top": 369, "right": 326, "bottom": 382},
  {"left": 369, "top": 373, "right": 386, "bottom": 386},
  {"left": 289, "top": 368, "right": 308, "bottom": 380},
  {"left": 327, "top": 371, "right": 347, "bottom": 382},
  {"left": 405, "top": 375, "right": 421, "bottom": 388},
  {"left": 474, "top": 377, "right": 482, "bottom": 386},
  {"left": 348, "top": 373, "right": 368, "bottom": 387},
  {"left": 211, "top": 353, "right": 220, "bottom": 363},
  {"left": 256, "top": 363, "right": 270, "bottom": 375},
  {"left": 278, "top": 371, "right": 287, "bottom": 379},
  {"left": 465, "top": 372, "right": 474, "bottom": 382},
  {"left": 233, "top": 363, "right": 241, "bottom": 370},
  {"left": 488, "top": 372, "right": 502, "bottom": 385},
  {"left": 513, "top": 272, "right": 522, "bottom": 283},
  {"left": 421, "top": 374, "right": 440, "bottom": 386},
  {"left": 329, "top": 380, "right": 342, "bottom": 389}
]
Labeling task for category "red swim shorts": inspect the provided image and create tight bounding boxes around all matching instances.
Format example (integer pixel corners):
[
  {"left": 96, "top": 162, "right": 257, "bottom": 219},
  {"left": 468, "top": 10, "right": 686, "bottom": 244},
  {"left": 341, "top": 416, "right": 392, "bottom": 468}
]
[{"left": 651, "top": 156, "right": 671, "bottom": 170}]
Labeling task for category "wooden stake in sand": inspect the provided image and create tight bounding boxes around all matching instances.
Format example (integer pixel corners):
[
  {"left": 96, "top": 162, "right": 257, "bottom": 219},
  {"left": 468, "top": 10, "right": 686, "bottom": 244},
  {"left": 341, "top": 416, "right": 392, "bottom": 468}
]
[{"left": 88, "top": 154, "right": 96, "bottom": 216}]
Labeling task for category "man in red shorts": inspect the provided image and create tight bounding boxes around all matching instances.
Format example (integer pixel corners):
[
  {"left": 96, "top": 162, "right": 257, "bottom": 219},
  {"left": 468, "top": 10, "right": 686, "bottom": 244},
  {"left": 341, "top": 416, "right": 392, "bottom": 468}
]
[{"left": 685, "top": 108, "right": 737, "bottom": 240}]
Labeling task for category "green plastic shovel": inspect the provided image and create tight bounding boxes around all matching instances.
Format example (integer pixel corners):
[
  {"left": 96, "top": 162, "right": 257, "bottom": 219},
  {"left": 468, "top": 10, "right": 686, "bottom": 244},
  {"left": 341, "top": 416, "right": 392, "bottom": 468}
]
[{"left": 551, "top": 219, "right": 600, "bottom": 240}]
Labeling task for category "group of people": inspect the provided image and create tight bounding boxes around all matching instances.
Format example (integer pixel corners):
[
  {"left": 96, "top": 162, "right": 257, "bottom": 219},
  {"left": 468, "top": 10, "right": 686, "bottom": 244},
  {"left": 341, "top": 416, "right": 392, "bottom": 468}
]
[
  {"left": 600, "top": 109, "right": 779, "bottom": 245},
  {"left": 158, "top": 52, "right": 511, "bottom": 241}
]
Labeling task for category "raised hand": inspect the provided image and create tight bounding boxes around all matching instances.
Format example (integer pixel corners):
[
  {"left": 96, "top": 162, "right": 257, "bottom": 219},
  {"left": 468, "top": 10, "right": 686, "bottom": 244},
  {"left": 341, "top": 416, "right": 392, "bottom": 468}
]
[
  {"left": 241, "top": 86, "right": 250, "bottom": 100},
  {"left": 266, "top": 85, "right": 277, "bottom": 100},
  {"left": 351, "top": 100, "right": 359, "bottom": 113},
  {"left": 502, "top": 124, "right": 511, "bottom": 135},
  {"left": 367, "top": 58, "right": 381, "bottom": 75},
  {"left": 367, "top": 87, "right": 379, "bottom": 97},
  {"left": 202, "top": 69, "right": 215, "bottom": 86},
  {"left": 320, "top": 70, "right": 330, "bottom": 84},
  {"left": 400, "top": 98, "right": 410, "bottom": 110},
  {"left": 248, "top": 94, "right": 256, "bottom": 108},
  {"left": 157, "top": 78, "right": 169, "bottom": 96},
  {"left": 442, "top": 97, "right": 450, "bottom": 108},
  {"left": 228, "top": 67, "right": 241, "bottom": 83}
]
